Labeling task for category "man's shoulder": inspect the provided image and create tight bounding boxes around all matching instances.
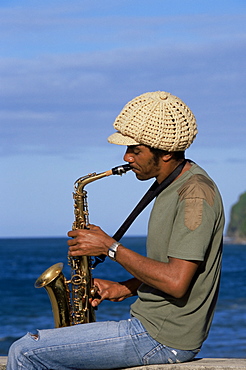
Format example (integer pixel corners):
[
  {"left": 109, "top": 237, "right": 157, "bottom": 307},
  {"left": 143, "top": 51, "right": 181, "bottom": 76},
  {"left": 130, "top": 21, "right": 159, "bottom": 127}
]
[{"left": 178, "top": 165, "right": 216, "bottom": 207}]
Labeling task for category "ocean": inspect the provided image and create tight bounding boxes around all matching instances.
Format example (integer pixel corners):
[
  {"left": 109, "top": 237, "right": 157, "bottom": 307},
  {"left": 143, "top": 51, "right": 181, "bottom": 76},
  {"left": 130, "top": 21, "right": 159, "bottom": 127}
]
[{"left": 0, "top": 237, "right": 245, "bottom": 358}]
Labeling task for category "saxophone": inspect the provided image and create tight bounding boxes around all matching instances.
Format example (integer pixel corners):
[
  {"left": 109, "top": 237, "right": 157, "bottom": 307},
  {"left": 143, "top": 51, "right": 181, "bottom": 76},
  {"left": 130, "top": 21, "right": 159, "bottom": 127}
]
[{"left": 35, "top": 164, "right": 131, "bottom": 328}]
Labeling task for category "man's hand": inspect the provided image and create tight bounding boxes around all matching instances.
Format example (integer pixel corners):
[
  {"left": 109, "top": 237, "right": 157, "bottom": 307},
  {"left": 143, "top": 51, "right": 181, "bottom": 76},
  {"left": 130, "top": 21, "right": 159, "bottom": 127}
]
[
  {"left": 67, "top": 224, "right": 114, "bottom": 257},
  {"left": 91, "top": 278, "right": 141, "bottom": 307}
]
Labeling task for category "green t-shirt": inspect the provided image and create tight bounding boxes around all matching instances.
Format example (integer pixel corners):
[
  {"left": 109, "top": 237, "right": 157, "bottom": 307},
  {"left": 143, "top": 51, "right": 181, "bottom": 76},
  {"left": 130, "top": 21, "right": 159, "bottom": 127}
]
[{"left": 131, "top": 162, "right": 225, "bottom": 350}]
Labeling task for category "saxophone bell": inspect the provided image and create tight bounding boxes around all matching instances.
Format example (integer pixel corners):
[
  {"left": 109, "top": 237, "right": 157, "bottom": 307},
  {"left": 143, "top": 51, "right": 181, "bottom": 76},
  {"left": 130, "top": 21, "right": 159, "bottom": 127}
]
[{"left": 35, "top": 263, "right": 71, "bottom": 328}]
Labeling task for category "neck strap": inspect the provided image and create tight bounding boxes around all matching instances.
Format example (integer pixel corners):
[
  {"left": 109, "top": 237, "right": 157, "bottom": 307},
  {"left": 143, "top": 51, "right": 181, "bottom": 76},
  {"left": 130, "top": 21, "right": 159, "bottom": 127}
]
[{"left": 93, "top": 159, "right": 187, "bottom": 267}]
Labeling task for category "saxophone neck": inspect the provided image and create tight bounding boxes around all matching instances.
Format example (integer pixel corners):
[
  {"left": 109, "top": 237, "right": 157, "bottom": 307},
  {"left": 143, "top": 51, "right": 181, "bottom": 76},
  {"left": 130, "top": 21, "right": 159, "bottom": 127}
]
[
  {"left": 74, "top": 171, "right": 112, "bottom": 193},
  {"left": 74, "top": 164, "right": 132, "bottom": 193}
]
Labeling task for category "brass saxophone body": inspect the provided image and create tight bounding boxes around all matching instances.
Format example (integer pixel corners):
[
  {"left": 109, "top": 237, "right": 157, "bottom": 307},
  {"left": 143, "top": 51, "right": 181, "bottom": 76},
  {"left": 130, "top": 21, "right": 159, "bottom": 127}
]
[{"left": 35, "top": 164, "right": 131, "bottom": 328}]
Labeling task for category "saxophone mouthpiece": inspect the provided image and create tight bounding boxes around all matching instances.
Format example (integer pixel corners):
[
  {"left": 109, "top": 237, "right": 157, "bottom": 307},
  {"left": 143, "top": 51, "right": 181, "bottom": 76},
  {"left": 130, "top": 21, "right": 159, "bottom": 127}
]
[{"left": 111, "top": 164, "right": 132, "bottom": 175}]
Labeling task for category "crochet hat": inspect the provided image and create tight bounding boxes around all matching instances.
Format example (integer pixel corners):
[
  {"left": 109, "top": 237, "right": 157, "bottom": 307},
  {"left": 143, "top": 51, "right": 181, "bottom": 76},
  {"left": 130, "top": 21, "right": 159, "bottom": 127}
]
[{"left": 107, "top": 91, "right": 197, "bottom": 151}]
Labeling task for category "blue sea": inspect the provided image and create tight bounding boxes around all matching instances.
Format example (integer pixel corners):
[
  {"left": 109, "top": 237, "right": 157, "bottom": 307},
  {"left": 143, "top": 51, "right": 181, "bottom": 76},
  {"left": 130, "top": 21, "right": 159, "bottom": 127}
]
[{"left": 0, "top": 237, "right": 245, "bottom": 358}]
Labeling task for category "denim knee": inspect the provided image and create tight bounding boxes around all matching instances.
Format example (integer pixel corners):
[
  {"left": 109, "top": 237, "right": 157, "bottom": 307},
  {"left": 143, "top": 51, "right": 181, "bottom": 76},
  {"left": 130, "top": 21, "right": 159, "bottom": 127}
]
[{"left": 7, "top": 333, "right": 38, "bottom": 370}]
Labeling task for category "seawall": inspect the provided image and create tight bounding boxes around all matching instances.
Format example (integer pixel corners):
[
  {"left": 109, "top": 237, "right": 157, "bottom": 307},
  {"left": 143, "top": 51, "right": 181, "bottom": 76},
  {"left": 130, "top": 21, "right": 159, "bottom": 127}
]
[{"left": 1, "top": 357, "right": 246, "bottom": 370}]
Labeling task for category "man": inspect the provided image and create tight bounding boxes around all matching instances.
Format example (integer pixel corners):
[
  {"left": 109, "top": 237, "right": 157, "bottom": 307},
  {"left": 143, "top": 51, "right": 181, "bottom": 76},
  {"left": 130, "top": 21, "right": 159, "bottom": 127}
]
[{"left": 7, "top": 91, "right": 224, "bottom": 369}]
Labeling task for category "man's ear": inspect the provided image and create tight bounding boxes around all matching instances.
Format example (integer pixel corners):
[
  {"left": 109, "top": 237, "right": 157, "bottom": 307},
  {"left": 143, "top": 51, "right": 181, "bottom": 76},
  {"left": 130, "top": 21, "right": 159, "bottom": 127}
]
[{"left": 161, "top": 152, "right": 173, "bottom": 162}]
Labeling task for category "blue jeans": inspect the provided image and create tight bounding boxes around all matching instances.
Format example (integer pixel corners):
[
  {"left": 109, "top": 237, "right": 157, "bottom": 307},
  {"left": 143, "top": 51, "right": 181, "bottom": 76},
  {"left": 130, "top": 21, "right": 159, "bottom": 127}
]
[{"left": 7, "top": 317, "right": 200, "bottom": 369}]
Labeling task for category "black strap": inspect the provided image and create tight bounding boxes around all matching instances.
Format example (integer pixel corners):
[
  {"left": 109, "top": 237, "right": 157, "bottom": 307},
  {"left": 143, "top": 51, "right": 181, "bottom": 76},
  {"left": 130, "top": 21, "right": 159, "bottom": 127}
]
[{"left": 93, "top": 160, "right": 187, "bottom": 267}]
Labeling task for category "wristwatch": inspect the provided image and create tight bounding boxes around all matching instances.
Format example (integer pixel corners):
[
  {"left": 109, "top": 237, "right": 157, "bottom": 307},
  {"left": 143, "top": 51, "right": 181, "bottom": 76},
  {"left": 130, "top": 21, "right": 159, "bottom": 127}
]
[{"left": 107, "top": 242, "right": 121, "bottom": 261}]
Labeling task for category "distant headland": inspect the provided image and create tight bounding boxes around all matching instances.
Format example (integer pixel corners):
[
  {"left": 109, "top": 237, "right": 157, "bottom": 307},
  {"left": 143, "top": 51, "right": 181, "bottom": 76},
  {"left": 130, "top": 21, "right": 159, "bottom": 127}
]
[{"left": 225, "top": 191, "right": 246, "bottom": 244}]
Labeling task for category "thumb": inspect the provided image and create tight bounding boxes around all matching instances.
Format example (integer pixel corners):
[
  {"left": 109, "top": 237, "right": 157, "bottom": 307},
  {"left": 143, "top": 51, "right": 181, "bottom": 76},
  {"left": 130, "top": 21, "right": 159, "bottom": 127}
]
[{"left": 91, "top": 296, "right": 103, "bottom": 307}]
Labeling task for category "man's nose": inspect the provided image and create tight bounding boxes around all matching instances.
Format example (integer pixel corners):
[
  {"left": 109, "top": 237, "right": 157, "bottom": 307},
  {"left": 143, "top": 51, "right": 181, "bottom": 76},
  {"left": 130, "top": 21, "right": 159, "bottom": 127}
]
[{"left": 123, "top": 149, "right": 134, "bottom": 163}]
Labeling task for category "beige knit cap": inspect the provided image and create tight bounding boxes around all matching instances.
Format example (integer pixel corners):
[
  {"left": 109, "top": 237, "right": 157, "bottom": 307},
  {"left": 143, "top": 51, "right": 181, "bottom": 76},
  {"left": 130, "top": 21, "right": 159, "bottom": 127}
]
[{"left": 107, "top": 91, "right": 197, "bottom": 151}]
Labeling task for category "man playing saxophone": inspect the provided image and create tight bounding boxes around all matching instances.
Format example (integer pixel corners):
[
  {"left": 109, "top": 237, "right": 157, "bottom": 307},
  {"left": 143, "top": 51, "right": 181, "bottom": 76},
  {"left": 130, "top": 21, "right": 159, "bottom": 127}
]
[{"left": 7, "top": 91, "right": 224, "bottom": 370}]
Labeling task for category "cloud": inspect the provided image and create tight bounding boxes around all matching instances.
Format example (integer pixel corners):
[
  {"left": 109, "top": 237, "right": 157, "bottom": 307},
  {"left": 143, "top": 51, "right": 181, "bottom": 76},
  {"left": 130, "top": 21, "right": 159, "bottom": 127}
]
[{"left": 0, "top": 7, "right": 245, "bottom": 157}]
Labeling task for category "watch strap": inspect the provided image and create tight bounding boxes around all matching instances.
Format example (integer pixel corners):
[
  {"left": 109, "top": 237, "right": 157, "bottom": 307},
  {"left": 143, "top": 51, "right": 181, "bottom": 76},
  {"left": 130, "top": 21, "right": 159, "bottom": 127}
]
[{"left": 107, "top": 241, "right": 121, "bottom": 261}]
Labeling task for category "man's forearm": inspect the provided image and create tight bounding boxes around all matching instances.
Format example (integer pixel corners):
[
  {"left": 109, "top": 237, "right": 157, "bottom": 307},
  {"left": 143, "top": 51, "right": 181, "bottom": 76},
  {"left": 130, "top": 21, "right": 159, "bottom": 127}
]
[
  {"left": 114, "top": 244, "right": 199, "bottom": 298},
  {"left": 118, "top": 277, "right": 142, "bottom": 298}
]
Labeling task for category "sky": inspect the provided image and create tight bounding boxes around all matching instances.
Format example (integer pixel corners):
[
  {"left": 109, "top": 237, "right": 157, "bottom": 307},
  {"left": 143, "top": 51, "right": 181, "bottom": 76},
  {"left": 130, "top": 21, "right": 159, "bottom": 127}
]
[{"left": 0, "top": 0, "right": 246, "bottom": 238}]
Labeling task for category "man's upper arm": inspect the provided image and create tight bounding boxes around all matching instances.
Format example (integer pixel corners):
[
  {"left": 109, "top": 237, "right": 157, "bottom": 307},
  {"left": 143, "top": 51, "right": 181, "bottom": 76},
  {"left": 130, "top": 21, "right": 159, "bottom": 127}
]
[{"left": 168, "top": 257, "right": 200, "bottom": 298}]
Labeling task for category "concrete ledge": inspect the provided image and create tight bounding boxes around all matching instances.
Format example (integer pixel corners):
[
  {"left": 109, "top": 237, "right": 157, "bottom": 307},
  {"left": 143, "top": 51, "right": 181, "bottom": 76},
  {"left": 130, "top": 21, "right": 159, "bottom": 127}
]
[
  {"left": 119, "top": 359, "right": 246, "bottom": 370},
  {"left": 0, "top": 357, "right": 7, "bottom": 370},
  {"left": 1, "top": 357, "right": 246, "bottom": 370}
]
